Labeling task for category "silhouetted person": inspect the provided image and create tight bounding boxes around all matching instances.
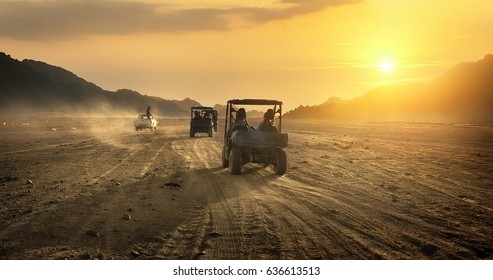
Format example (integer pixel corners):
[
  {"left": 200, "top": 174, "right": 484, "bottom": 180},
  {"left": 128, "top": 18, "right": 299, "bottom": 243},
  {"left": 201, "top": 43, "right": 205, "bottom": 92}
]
[
  {"left": 258, "top": 109, "right": 276, "bottom": 131},
  {"left": 193, "top": 110, "right": 202, "bottom": 120},
  {"left": 212, "top": 110, "right": 218, "bottom": 132},
  {"left": 146, "top": 106, "right": 153, "bottom": 119},
  {"left": 232, "top": 108, "right": 250, "bottom": 131}
]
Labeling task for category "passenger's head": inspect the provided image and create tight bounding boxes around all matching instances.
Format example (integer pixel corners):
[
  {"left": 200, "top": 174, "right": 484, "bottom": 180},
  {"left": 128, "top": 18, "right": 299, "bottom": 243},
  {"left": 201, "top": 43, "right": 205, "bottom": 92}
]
[
  {"left": 264, "top": 109, "right": 275, "bottom": 120},
  {"left": 236, "top": 108, "right": 246, "bottom": 120}
]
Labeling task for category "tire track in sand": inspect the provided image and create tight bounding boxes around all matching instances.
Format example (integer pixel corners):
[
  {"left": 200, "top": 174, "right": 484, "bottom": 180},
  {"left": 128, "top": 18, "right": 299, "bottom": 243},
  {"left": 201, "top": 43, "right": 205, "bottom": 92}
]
[{"left": 170, "top": 138, "right": 282, "bottom": 259}]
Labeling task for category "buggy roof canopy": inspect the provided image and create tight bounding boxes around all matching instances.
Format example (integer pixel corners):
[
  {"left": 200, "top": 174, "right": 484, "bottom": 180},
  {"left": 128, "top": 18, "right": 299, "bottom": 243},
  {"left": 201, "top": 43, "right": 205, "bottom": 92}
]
[
  {"left": 191, "top": 106, "right": 214, "bottom": 110},
  {"left": 227, "top": 99, "right": 283, "bottom": 106}
]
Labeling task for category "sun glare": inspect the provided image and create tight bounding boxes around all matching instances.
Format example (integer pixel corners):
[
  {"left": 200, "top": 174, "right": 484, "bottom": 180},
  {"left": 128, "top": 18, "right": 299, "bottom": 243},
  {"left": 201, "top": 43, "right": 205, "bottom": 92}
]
[{"left": 378, "top": 60, "right": 395, "bottom": 74}]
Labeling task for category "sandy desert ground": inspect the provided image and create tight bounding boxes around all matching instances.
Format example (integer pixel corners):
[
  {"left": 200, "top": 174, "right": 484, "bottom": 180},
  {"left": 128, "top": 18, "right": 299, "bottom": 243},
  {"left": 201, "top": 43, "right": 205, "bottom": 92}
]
[{"left": 0, "top": 116, "right": 492, "bottom": 259}]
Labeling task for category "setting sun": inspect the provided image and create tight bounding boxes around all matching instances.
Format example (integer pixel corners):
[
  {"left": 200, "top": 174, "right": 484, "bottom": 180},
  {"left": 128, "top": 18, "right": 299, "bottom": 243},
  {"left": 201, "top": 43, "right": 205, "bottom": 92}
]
[{"left": 378, "top": 59, "right": 395, "bottom": 74}]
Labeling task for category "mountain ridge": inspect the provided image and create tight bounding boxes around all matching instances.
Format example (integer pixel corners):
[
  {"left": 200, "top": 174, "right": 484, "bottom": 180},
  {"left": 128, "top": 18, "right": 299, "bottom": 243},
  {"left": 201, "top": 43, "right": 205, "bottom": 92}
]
[
  {"left": 0, "top": 52, "right": 191, "bottom": 117},
  {"left": 284, "top": 54, "right": 493, "bottom": 123},
  {"left": 2, "top": 52, "right": 492, "bottom": 123}
]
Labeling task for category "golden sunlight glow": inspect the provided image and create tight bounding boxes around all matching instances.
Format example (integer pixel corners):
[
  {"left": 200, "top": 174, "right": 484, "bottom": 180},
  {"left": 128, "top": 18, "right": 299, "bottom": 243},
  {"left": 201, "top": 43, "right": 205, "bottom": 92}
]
[
  {"left": 2, "top": 0, "right": 493, "bottom": 110},
  {"left": 378, "top": 59, "right": 395, "bottom": 74}
]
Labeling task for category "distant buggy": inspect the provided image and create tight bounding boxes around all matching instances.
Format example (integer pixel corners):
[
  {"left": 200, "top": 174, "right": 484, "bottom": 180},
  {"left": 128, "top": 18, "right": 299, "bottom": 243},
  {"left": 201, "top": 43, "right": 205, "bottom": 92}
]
[
  {"left": 134, "top": 114, "right": 157, "bottom": 131},
  {"left": 189, "top": 106, "right": 214, "bottom": 137},
  {"left": 221, "top": 99, "right": 288, "bottom": 175}
]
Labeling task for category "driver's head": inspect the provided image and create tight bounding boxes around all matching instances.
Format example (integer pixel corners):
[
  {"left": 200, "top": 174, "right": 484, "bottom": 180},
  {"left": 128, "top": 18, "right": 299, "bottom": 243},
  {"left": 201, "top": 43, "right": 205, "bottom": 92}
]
[{"left": 236, "top": 108, "right": 246, "bottom": 120}]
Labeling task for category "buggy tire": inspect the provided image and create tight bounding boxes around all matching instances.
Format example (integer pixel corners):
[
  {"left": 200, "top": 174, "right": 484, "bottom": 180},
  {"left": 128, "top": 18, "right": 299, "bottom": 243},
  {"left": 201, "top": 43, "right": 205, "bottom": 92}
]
[
  {"left": 208, "top": 127, "right": 213, "bottom": 137},
  {"left": 274, "top": 149, "right": 287, "bottom": 175},
  {"left": 189, "top": 127, "right": 195, "bottom": 137},
  {"left": 229, "top": 148, "right": 242, "bottom": 175},
  {"left": 221, "top": 146, "right": 229, "bottom": 168}
]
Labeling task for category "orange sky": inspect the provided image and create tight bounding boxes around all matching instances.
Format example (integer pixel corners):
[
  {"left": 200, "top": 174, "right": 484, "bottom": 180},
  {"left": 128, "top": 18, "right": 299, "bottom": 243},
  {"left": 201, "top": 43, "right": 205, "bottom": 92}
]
[{"left": 1, "top": 0, "right": 492, "bottom": 111}]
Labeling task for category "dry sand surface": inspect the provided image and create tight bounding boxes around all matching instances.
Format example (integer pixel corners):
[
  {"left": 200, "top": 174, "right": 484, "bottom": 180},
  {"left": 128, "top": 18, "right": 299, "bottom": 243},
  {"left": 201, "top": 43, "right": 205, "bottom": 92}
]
[{"left": 0, "top": 117, "right": 492, "bottom": 259}]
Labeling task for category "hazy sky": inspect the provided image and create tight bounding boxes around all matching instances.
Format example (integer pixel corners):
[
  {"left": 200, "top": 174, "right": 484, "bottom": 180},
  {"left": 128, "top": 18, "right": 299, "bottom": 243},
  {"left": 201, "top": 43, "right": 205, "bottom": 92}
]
[{"left": 1, "top": 0, "right": 492, "bottom": 110}]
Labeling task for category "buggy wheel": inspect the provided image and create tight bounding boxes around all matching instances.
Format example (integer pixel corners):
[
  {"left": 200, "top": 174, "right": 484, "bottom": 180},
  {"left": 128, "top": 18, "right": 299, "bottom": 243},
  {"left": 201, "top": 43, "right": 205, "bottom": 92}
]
[
  {"left": 189, "top": 127, "right": 195, "bottom": 137},
  {"left": 221, "top": 146, "right": 229, "bottom": 168},
  {"left": 274, "top": 149, "right": 287, "bottom": 175},
  {"left": 229, "top": 148, "right": 242, "bottom": 175},
  {"left": 208, "top": 127, "right": 213, "bottom": 137},
  {"left": 135, "top": 127, "right": 139, "bottom": 131}
]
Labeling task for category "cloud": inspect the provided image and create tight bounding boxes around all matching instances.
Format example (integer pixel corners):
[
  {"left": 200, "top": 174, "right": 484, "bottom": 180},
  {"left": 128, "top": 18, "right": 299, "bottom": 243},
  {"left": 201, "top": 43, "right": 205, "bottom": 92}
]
[{"left": 0, "top": 0, "right": 360, "bottom": 41}]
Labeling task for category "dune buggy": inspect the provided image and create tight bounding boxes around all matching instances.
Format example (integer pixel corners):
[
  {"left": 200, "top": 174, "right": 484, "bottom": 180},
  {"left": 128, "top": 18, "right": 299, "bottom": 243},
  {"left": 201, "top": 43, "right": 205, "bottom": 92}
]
[
  {"left": 190, "top": 106, "right": 214, "bottom": 137},
  {"left": 134, "top": 114, "right": 157, "bottom": 131},
  {"left": 221, "top": 99, "right": 288, "bottom": 175}
]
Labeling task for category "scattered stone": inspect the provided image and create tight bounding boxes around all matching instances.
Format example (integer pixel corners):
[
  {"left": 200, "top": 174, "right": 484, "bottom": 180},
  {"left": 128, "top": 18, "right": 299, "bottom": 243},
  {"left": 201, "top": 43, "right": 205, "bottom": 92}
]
[
  {"left": 209, "top": 232, "right": 221, "bottom": 237},
  {"left": 164, "top": 182, "right": 181, "bottom": 188},
  {"left": 123, "top": 213, "right": 132, "bottom": 220},
  {"left": 130, "top": 250, "right": 140, "bottom": 257},
  {"left": 51, "top": 128, "right": 57, "bottom": 131},
  {"left": 86, "top": 230, "right": 100, "bottom": 237},
  {"left": 79, "top": 252, "right": 92, "bottom": 260},
  {"left": 27, "top": 179, "right": 33, "bottom": 185},
  {"left": 421, "top": 244, "right": 439, "bottom": 257}
]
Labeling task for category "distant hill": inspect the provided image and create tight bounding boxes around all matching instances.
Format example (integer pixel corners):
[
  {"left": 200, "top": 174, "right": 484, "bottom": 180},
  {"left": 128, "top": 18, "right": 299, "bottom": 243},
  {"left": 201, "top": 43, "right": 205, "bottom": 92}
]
[
  {"left": 284, "top": 55, "right": 493, "bottom": 123},
  {"left": 0, "top": 52, "right": 193, "bottom": 117},
  {"left": 171, "top": 97, "right": 203, "bottom": 113}
]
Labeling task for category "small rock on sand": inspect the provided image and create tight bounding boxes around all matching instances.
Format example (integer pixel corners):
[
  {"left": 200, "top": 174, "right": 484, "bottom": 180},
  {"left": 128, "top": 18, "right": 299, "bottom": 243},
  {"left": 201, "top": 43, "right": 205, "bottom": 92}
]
[
  {"left": 79, "top": 253, "right": 92, "bottom": 260},
  {"left": 164, "top": 182, "right": 181, "bottom": 188},
  {"left": 85, "top": 230, "right": 100, "bottom": 237},
  {"left": 130, "top": 250, "right": 140, "bottom": 257}
]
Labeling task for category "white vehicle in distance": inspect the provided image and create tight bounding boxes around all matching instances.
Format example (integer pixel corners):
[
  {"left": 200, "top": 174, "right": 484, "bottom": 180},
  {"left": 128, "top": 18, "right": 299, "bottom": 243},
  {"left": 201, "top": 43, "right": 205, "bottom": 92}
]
[{"left": 134, "top": 114, "right": 157, "bottom": 131}]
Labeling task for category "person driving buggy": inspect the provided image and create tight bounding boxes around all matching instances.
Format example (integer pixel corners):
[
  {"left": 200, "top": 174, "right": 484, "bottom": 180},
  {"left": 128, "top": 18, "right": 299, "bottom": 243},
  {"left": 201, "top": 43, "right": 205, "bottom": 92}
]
[
  {"left": 227, "top": 107, "right": 251, "bottom": 140},
  {"left": 232, "top": 108, "right": 249, "bottom": 130},
  {"left": 193, "top": 110, "right": 202, "bottom": 120}
]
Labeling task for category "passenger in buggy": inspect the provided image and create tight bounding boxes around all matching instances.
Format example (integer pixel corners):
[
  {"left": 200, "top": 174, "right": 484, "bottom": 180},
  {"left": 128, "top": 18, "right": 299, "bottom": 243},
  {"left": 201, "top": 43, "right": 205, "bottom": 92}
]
[{"left": 258, "top": 109, "right": 277, "bottom": 133}]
